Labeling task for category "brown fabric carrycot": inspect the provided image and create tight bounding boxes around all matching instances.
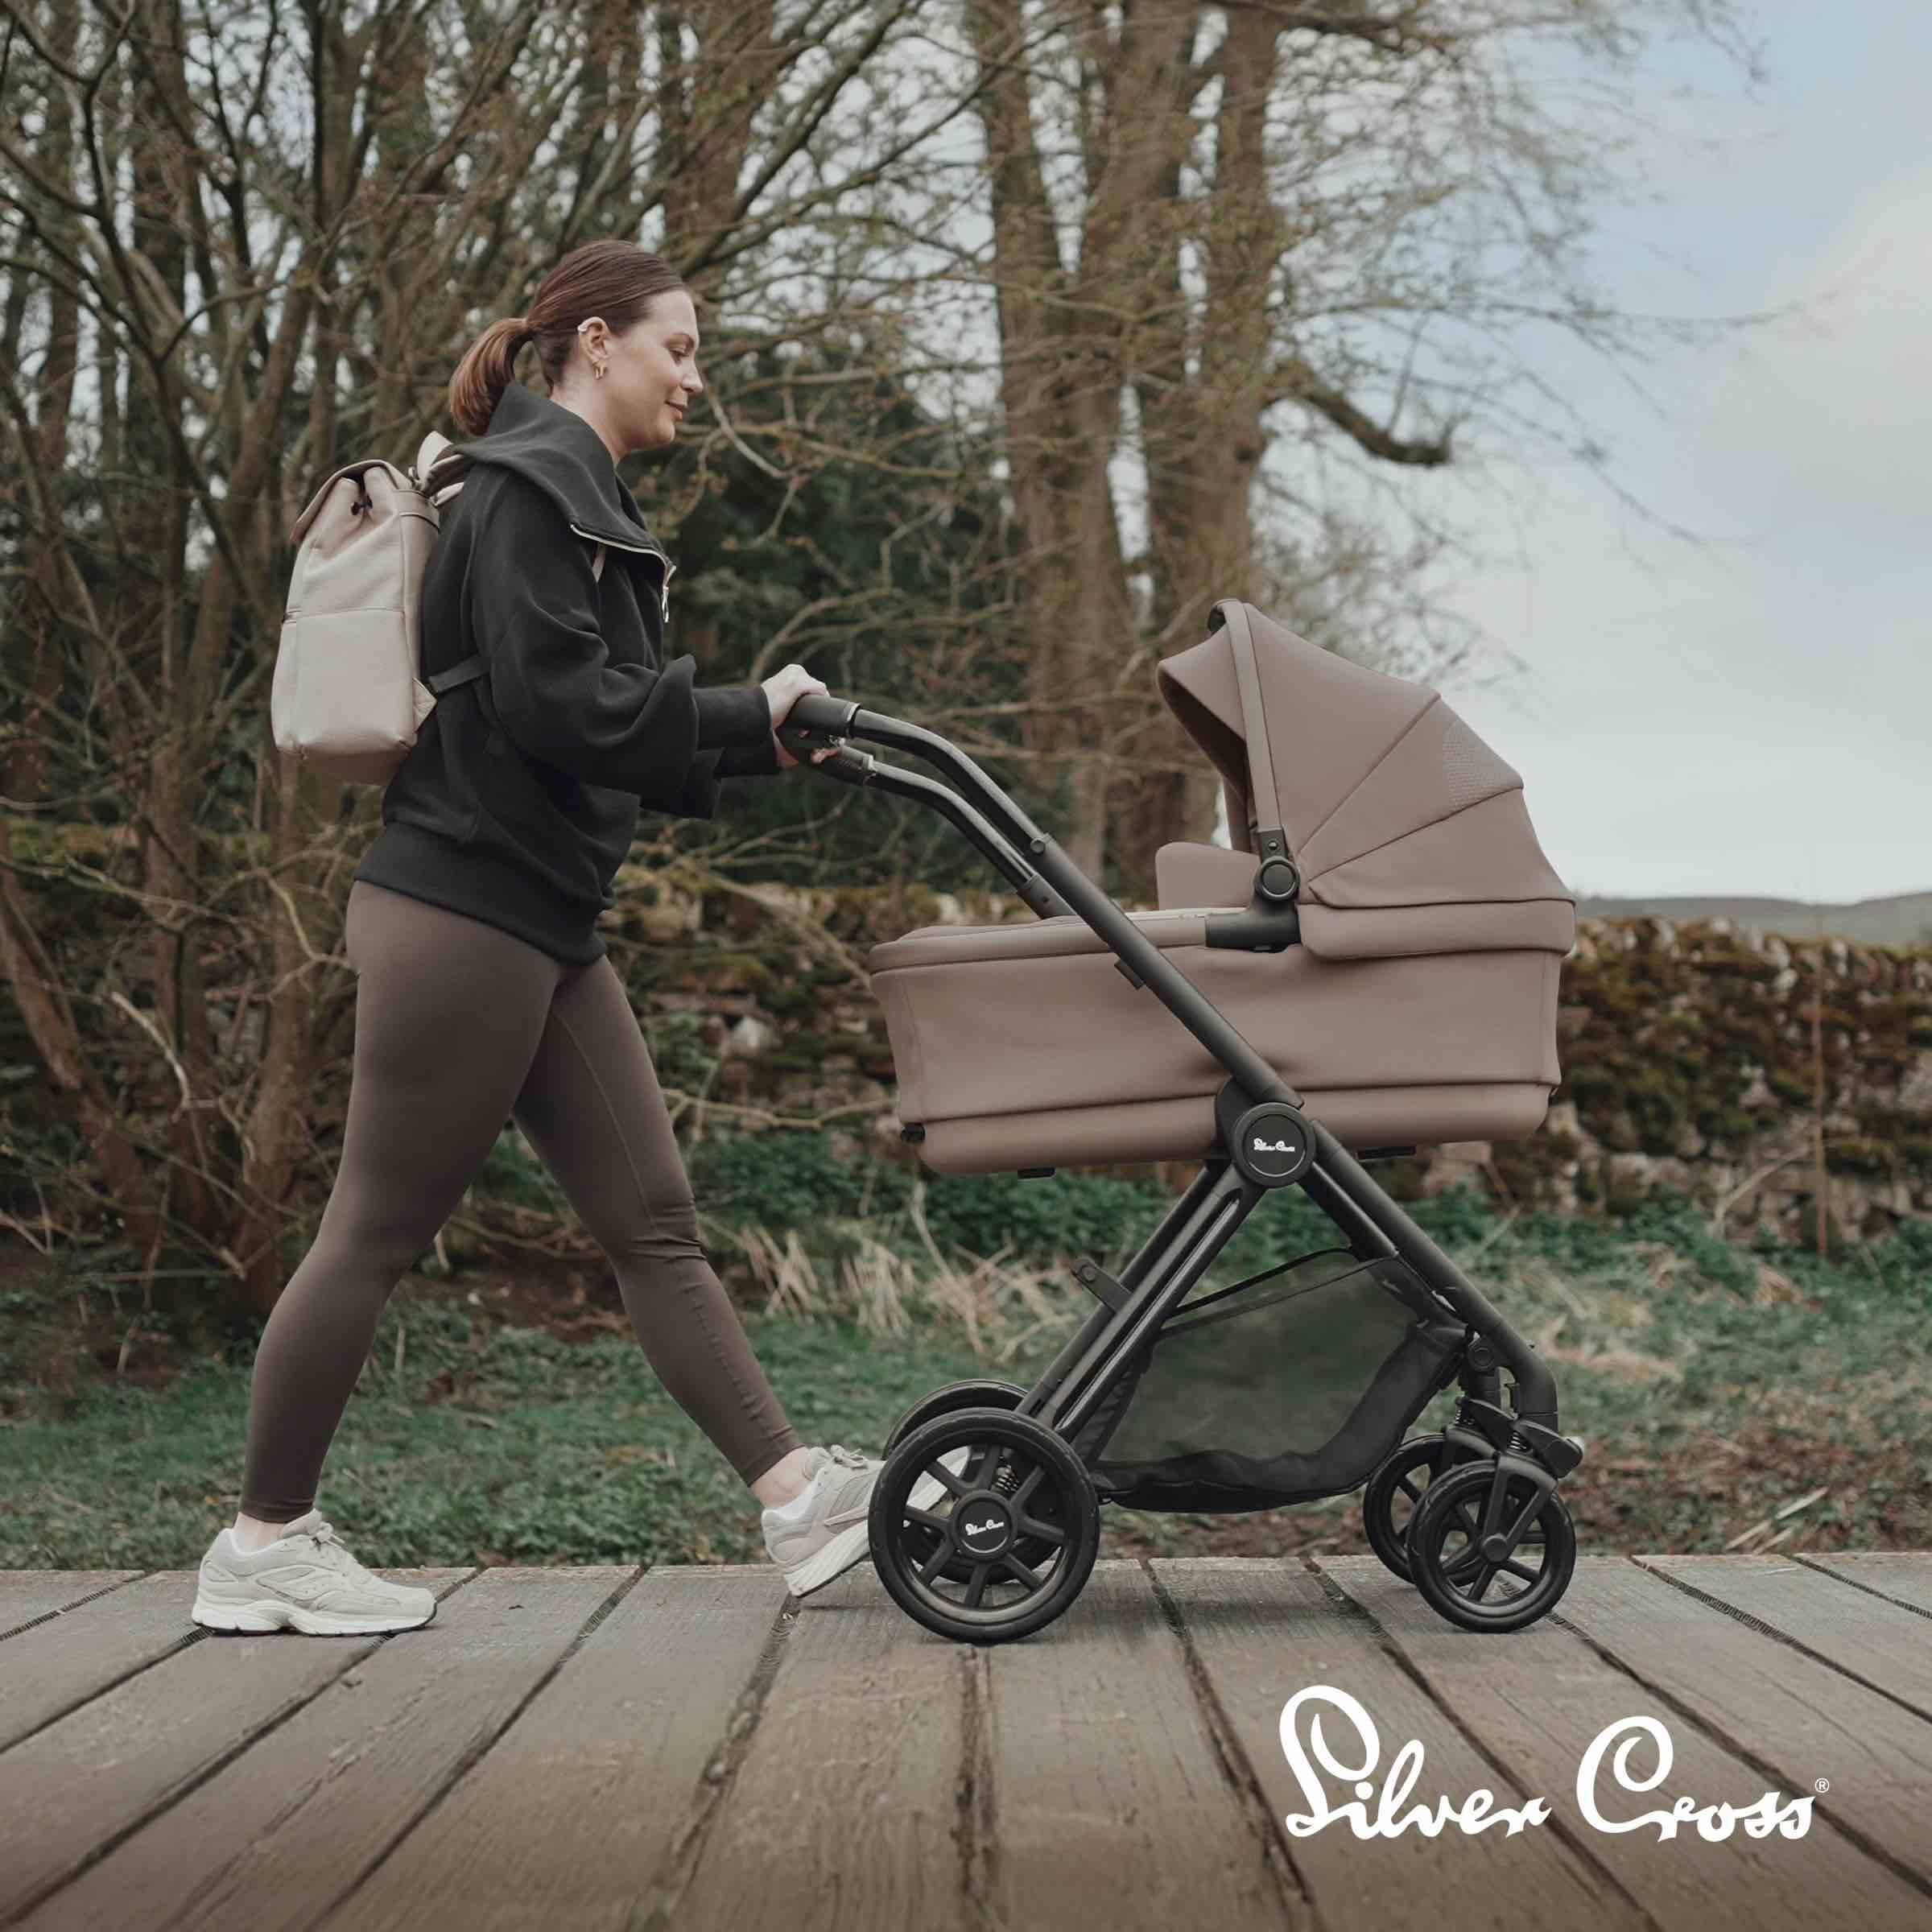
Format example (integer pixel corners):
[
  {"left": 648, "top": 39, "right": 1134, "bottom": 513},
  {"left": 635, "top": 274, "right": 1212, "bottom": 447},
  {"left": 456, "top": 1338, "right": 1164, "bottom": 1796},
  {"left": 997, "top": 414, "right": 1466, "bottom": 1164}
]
[{"left": 868, "top": 601, "right": 1576, "bottom": 1175}]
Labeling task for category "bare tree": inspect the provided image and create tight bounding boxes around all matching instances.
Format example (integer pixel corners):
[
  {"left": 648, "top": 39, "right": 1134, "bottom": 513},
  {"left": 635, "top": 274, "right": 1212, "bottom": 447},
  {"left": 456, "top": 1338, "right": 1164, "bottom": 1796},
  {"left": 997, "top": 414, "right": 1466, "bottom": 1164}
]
[
  {"left": 957, "top": 0, "right": 1766, "bottom": 894},
  {"left": 0, "top": 0, "right": 1773, "bottom": 1323}
]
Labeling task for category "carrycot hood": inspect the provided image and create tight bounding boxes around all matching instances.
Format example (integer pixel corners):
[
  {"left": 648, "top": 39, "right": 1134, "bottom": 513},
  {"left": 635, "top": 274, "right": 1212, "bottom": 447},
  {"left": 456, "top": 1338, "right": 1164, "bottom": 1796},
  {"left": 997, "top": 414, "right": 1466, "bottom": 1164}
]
[{"left": 1155, "top": 601, "right": 1575, "bottom": 955}]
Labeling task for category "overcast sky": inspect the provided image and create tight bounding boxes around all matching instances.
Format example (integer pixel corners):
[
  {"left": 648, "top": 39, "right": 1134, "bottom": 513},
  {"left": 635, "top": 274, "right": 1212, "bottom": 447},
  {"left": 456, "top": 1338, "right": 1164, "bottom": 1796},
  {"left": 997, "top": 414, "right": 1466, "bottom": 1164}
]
[{"left": 1331, "top": 0, "right": 1928, "bottom": 906}]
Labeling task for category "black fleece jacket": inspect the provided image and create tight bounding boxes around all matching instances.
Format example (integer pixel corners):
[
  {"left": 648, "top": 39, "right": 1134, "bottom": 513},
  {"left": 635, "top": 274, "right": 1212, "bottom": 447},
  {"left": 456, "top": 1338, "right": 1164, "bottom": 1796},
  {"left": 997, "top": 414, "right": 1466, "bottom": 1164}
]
[{"left": 352, "top": 381, "right": 781, "bottom": 964}]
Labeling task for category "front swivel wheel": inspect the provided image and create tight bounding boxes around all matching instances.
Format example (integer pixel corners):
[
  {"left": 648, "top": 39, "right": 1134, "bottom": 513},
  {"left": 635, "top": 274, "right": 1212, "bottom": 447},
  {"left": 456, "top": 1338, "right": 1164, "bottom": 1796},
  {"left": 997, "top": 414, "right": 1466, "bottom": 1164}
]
[
  {"left": 869, "top": 1407, "right": 1100, "bottom": 1645},
  {"left": 1362, "top": 1434, "right": 1484, "bottom": 1583},
  {"left": 1405, "top": 1458, "right": 1576, "bottom": 1632}
]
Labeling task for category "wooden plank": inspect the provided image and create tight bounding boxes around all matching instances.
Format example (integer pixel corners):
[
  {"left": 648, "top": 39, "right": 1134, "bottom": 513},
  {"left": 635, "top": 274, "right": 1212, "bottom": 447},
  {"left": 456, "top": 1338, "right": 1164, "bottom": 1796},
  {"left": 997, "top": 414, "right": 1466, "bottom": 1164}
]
[
  {"left": 1554, "top": 1554, "right": 1932, "bottom": 1897},
  {"left": 1797, "top": 1551, "right": 1932, "bottom": 1619},
  {"left": 1319, "top": 1555, "right": 1927, "bottom": 1929},
  {"left": 1637, "top": 1554, "right": 1932, "bottom": 1719},
  {"left": 315, "top": 1568, "right": 787, "bottom": 1932},
  {"left": 1154, "top": 1557, "right": 1638, "bottom": 1930},
  {"left": 981, "top": 1563, "right": 1301, "bottom": 1928},
  {"left": 0, "top": 1567, "right": 464, "bottom": 1924},
  {"left": 0, "top": 1571, "right": 246, "bottom": 1753},
  {"left": 19, "top": 1567, "right": 624, "bottom": 1932},
  {"left": 0, "top": 1574, "right": 144, "bottom": 1643},
  {"left": 660, "top": 1563, "right": 976, "bottom": 1931}
]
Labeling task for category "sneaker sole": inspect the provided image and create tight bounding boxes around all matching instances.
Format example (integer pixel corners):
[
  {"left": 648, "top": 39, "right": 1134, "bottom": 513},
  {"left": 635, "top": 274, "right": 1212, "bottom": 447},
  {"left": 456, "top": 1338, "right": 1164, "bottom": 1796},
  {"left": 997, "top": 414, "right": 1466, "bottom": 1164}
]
[
  {"left": 191, "top": 1591, "right": 436, "bottom": 1637},
  {"left": 782, "top": 1521, "right": 873, "bottom": 1597}
]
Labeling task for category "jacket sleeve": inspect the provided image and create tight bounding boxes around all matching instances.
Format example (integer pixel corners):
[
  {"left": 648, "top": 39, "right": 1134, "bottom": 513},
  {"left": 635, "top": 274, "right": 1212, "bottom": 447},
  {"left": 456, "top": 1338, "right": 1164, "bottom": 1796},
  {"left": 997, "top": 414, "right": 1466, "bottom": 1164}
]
[
  {"left": 712, "top": 733, "right": 783, "bottom": 779},
  {"left": 666, "top": 729, "right": 783, "bottom": 820},
  {"left": 466, "top": 473, "right": 772, "bottom": 798}
]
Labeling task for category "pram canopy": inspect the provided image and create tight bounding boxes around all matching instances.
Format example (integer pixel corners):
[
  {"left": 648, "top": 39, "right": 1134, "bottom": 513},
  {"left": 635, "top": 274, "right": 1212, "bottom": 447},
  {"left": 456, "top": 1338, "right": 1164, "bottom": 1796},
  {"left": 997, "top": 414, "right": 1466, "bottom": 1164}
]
[
  {"left": 1154, "top": 601, "right": 1575, "bottom": 959},
  {"left": 869, "top": 601, "right": 1577, "bottom": 1175}
]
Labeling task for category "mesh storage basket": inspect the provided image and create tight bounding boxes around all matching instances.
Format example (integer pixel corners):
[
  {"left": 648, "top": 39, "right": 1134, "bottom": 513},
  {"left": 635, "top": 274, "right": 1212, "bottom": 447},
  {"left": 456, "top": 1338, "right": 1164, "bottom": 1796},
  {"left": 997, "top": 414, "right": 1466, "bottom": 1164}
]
[{"left": 1068, "top": 1249, "right": 1465, "bottom": 1513}]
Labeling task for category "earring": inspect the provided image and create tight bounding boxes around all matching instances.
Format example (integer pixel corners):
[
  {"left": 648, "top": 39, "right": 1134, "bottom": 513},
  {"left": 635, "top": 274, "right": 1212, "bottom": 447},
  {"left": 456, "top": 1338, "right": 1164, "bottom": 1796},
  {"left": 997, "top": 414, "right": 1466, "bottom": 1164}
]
[{"left": 594, "top": 361, "right": 606, "bottom": 381}]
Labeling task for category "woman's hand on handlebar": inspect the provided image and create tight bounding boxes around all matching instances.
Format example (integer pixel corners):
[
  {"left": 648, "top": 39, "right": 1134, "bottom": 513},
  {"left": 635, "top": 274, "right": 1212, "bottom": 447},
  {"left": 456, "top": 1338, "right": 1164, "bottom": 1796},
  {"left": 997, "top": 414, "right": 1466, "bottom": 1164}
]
[{"left": 762, "top": 663, "right": 836, "bottom": 770}]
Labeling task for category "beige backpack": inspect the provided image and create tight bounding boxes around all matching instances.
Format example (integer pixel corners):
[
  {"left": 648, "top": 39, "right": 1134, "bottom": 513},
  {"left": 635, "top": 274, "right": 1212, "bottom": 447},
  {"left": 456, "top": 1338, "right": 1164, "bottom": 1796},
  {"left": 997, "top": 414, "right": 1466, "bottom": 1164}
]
[{"left": 273, "top": 429, "right": 605, "bottom": 785}]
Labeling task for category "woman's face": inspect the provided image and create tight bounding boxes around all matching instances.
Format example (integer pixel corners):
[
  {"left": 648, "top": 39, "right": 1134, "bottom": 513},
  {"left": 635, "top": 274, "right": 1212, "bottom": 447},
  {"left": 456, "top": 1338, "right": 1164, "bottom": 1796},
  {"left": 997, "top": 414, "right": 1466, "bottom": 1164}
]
[{"left": 572, "top": 290, "right": 704, "bottom": 459}]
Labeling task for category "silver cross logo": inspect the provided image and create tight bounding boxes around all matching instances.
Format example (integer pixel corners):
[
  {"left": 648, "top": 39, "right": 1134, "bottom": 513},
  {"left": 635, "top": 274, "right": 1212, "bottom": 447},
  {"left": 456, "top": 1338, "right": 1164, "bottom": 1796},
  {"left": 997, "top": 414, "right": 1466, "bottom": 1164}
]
[{"left": 963, "top": 1517, "right": 1002, "bottom": 1538}]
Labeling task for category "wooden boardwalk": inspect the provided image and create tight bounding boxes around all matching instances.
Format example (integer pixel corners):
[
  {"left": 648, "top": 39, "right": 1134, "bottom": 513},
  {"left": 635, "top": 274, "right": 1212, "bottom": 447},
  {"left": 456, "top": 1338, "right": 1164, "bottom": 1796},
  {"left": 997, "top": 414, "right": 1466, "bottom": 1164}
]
[{"left": 2, "top": 1553, "right": 1930, "bottom": 1931}]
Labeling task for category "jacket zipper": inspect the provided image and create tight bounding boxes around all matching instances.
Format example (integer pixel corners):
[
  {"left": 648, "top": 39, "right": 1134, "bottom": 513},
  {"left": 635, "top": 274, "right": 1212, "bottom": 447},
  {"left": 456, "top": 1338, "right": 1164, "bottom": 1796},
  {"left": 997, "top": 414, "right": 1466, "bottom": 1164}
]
[{"left": 569, "top": 521, "right": 676, "bottom": 625}]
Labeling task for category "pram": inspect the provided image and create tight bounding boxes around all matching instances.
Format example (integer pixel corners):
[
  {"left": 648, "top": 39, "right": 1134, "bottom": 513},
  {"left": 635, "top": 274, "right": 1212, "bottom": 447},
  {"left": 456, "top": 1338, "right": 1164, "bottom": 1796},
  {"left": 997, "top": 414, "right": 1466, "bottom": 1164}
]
[{"left": 775, "top": 598, "right": 1584, "bottom": 1645}]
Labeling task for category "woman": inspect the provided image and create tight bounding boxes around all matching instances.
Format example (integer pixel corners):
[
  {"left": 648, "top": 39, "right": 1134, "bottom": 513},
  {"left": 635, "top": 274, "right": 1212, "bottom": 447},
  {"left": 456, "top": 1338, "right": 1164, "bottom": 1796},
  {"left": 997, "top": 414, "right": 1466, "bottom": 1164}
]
[{"left": 192, "top": 240, "right": 928, "bottom": 1636}]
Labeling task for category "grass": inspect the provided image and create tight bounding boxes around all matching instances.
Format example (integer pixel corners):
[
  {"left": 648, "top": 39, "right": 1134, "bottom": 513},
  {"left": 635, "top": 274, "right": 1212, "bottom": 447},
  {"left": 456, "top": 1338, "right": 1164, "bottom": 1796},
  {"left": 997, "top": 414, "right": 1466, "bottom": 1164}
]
[{"left": 1, "top": 1178, "right": 1927, "bottom": 1572}]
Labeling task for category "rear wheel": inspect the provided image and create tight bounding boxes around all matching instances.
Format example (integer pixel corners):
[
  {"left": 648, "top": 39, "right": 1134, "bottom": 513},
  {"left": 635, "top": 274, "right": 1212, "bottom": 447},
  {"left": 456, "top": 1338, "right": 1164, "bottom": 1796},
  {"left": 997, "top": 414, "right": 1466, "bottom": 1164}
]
[
  {"left": 883, "top": 1378, "right": 1027, "bottom": 1454},
  {"left": 869, "top": 1407, "right": 1100, "bottom": 1645}
]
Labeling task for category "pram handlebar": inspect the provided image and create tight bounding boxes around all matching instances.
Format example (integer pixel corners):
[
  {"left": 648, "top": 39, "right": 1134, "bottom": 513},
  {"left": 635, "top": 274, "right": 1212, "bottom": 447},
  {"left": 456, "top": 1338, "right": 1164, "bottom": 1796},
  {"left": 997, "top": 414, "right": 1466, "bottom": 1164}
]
[{"left": 774, "top": 694, "right": 1307, "bottom": 1114}]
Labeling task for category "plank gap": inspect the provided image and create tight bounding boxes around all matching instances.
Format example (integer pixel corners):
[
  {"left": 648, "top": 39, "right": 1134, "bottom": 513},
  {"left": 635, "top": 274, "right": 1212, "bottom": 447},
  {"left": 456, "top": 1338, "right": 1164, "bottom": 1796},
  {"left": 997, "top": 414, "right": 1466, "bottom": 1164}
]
[
  {"left": 1631, "top": 1557, "right": 1932, "bottom": 1728},
  {"left": 958, "top": 1643, "right": 997, "bottom": 1926},
  {"left": 0, "top": 1572, "right": 155, "bottom": 1645},
  {"left": 1145, "top": 1558, "right": 1320, "bottom": 1929},
  {"left": 1304, "top": 1557, "right": 1668, "bottom": 1932},
  {"left": 1790, "top": 1553, "right": 1932, "bottom": 1623},
  {"left": 311, "top": 1567, "right": 646, "bottom": 1930},
  {"left": 1550, "top": 1575, "right": 1932, "bottom": 1915},
  {"left": 627, "top": 1589, "right": 803, "bottom": 1932}
]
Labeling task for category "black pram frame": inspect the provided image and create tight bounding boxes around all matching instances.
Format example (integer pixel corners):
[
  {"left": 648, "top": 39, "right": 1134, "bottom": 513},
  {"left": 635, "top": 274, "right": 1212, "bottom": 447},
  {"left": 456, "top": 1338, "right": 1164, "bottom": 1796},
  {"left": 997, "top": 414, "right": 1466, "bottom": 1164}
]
[{"left": 775, "top": 688, "right": 1585, "bottom": 1645}]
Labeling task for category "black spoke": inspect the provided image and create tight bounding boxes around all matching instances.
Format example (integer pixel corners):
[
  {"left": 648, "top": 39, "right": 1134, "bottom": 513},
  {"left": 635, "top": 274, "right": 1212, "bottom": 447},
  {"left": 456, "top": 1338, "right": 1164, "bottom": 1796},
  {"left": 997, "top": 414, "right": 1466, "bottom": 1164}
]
[
  {"left": 922, "top": 1459, "right": 971, "bottom": 1501},
  {"left": 1013, "top": 1512, "right": 1066, "bottom": 1547}
]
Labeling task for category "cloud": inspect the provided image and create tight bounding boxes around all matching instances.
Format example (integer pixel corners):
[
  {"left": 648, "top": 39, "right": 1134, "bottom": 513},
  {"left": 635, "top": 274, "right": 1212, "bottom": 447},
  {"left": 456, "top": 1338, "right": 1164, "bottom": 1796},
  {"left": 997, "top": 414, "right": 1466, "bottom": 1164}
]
[{"left": 1700, "top": 163, "right": 1932, "bottom": 517}]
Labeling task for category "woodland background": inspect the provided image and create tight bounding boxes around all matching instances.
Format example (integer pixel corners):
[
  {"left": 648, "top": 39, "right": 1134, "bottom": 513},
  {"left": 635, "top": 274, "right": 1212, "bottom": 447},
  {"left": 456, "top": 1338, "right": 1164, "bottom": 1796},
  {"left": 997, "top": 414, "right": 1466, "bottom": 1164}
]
[{"left": 6, "top": 0, "right": 1918, "bottom": 1356}]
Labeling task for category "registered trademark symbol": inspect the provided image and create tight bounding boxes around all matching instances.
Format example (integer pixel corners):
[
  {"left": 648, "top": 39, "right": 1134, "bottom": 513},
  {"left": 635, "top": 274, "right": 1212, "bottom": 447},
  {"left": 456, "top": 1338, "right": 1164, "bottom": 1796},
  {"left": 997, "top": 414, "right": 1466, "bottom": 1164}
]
[{"left": 1814, "top": 1778, "right": 1829, "bottom": 1794}]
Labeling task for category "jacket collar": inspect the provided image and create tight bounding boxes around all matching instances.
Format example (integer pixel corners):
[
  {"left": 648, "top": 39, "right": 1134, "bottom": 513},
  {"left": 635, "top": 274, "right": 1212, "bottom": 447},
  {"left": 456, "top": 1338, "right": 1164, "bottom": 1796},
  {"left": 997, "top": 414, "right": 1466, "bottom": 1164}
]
[{"left": 448, "top": 382, "right": 669, "bottom": 561}]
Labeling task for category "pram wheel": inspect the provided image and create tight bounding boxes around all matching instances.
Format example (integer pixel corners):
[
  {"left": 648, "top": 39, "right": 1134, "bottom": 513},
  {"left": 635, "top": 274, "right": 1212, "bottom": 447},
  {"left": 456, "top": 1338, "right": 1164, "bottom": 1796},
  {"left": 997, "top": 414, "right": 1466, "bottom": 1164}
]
[
  {"left": 869, "top": 1407, "right": 1100, "bottom": 1645},
  {"left": 1362, "top": 1434, "right": 1483, "bottom": 1583},
  {"left": 883, "top": 1380, "right": 1049, "bottom": 1587},
  {"left": 882, "top": 1378, "right": 1028, "bottom": 1452},
  {"left": 1405, "top": 1459, "right": 1576, "bottom": 1632}
]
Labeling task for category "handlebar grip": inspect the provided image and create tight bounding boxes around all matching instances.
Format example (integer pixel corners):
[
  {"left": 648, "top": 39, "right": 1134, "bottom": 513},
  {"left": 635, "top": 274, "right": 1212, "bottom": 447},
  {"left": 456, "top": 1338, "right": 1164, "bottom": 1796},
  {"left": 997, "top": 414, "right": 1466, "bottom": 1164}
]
[{"left": 774, "top": 691, "right": 860, "bottom": 738}]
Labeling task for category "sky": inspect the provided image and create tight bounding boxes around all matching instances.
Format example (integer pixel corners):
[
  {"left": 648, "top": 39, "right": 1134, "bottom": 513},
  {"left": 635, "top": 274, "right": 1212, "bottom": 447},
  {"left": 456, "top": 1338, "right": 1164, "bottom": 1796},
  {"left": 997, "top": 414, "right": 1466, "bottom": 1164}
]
[{"left": 1353, "top": 0, "right": 1930, "bottom": 906}]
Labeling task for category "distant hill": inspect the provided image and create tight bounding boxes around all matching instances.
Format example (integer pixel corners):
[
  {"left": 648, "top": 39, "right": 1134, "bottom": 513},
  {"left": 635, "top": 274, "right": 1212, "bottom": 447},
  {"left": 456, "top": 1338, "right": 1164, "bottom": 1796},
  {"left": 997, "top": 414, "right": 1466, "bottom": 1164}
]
[{"left": 1572, "top": 890, "right": 1932, "bottom": 948}]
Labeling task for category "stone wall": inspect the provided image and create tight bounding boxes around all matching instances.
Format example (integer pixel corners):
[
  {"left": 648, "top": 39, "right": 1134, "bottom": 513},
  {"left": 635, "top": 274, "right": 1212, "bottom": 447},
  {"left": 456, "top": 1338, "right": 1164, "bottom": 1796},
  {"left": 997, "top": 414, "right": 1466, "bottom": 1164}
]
[{"left": 615, "top": 867, "right": 1932, "bottom": 1249}]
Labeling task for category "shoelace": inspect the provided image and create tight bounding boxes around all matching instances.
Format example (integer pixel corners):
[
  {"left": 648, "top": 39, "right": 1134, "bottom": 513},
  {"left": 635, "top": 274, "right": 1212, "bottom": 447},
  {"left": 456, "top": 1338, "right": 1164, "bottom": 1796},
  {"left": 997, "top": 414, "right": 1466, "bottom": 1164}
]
[
  {"left": 295, "top": 1517, "right": 378, "bottom": 1585},
  {"left": 820, "top": 1444, "right": 873, "bottom": 1471}
]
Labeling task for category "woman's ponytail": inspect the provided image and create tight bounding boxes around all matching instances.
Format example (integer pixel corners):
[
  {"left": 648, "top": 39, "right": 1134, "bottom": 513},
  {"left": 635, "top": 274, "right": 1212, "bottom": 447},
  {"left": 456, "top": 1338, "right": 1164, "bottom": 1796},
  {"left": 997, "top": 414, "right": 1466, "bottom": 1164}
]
[{"left": 448, "top": 316, "right": 535, "bottom": 439}]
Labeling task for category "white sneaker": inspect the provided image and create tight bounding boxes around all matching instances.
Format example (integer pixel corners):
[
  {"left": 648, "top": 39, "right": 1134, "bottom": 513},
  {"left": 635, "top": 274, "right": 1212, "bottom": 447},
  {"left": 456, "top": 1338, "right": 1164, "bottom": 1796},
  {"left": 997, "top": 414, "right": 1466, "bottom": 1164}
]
[
  {"left": 191, "top": 1510, "right": 436, "bottom": 1636},
  {"left": 761, "top": 1443, "right": 972, "bottom": 1598}
]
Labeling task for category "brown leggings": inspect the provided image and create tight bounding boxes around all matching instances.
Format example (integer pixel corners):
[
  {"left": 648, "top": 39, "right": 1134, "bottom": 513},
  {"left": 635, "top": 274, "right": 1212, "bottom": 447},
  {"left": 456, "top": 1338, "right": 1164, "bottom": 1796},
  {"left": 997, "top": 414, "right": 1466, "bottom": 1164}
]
[{"left": 238, "top": 880, "right": 802, "bottom": 1521}]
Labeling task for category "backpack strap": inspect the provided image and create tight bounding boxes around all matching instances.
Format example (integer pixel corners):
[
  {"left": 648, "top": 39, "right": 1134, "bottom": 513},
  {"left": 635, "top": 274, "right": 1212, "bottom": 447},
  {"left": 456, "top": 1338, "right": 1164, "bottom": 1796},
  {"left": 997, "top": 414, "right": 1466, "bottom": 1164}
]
[
  {"left": 427, "top": 655, "right": 486, "bottom": 695},
  {"left": 425, "top": 541, "right": 605, "bottom": 697}
]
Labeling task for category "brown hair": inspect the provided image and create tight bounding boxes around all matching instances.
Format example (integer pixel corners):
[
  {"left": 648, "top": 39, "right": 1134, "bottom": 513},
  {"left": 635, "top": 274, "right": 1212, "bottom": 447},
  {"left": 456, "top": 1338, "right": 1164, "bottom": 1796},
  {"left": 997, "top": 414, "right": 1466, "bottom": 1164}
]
[{"left": 448, "top": 240, "right": 687, "bottom": 438}]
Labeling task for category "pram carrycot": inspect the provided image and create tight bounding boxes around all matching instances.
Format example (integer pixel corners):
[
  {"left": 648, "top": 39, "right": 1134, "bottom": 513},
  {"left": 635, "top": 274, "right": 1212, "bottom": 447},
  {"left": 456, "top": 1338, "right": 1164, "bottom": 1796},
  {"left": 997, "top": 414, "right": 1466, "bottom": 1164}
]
[
  {"left": 778, "top": 599, "right": 1585, "bottom": 1645},
  {"left": 869, "top": 601, "right": 1574, "bottom": 1174}
]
